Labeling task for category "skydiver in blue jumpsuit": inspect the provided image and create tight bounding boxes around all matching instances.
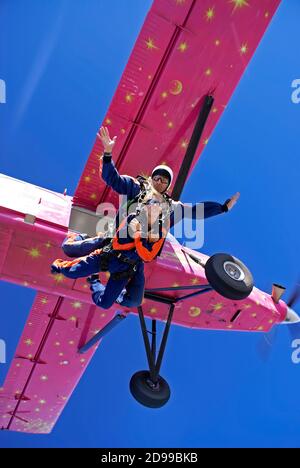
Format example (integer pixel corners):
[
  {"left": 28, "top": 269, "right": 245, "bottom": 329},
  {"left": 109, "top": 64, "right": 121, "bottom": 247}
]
[{"left": 97, "top": 126, "right": 240, "bottom": 232}]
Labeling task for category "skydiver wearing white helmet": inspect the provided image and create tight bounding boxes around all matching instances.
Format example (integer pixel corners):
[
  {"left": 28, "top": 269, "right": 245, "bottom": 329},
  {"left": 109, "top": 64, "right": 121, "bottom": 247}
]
[{"left": 98, "top": 126, "right": 240, "bottom": 233}]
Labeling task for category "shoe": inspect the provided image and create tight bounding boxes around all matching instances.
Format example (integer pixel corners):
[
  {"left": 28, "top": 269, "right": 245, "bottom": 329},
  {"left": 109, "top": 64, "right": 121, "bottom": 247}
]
[
  {"left": 87, "top": 275, "right": 106, "bottom": 295},
  {"left": 87, "top": 274, "right": 100, "bottom": 284},
  {"left": 116, "top": 288, "right": 127, "bottom": 304},
  {"left": 50, "top": 264, "right": 60, "bottom": 275}
]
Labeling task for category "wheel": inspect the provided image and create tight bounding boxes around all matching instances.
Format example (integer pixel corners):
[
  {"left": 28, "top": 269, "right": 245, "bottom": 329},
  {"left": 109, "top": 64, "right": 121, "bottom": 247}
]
[
  {"left": 205, "top": 253, "right": 253, "bottom": 300},
  {"left": 129, "top": 371, "right": 170, "bottom": 408}
]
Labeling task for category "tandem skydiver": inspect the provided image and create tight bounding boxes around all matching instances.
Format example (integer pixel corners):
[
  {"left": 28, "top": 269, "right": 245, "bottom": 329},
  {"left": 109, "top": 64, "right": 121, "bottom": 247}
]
[
  {"left": 59, "top": 124, "right": 239, "bottom": 263},
  {"left": 51, "top": 199, "right": 167, "bottom": 309},
  {"left": 51, "top": 123, "right": 239, "bottom": 310}
]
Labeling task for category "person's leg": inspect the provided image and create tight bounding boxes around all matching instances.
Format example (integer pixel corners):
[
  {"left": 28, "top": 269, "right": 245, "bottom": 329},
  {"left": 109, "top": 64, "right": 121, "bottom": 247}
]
[
  {"left": 51, "top": 251, "right": 101, "bottom": 279},
  {"left": 62, "top": 233, "right": 105, "bottom": 257},
  {"left": 89, "top": 275, "right": 129, "bottom": 310},
  {"left": 119, "top": 262, "right": 145, "bottom": 307}
]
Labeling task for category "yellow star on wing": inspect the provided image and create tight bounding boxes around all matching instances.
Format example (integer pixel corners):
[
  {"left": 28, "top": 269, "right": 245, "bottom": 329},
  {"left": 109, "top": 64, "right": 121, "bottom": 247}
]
[
  {"left": 181, "top": 139, "right": 189, "bottom": 149},
  {"left": 145, "top": 38, "right": 158, "bottom": 50},
  {"left": 230, "top": 0, "right": 249, "bottom": 12},
  {"left": 28, "top": 248, "right": 41, "bottom": 258},
  {"left": 53, "top": 273, "right": 65, "bottom": 283},
  {"left": 240, "top": 43, "right": 248, "bottom": 54},
  {"left": 205, "top": 7, "right": 215, "bottom": 21},
  {"left": 191, "top": 278, "right": 200, "bottom": 285},
  {"left": 178, "top": 42, "right": 188, "bottom": 52},
  {"left": 24, "top": 339, "right": 33, "bottom": 346},
  {"left": 212, "top": 303, "right": 223, "bottom": 311},
  {"left": 69, "top": 315, "right": 77, "bottom": 322},
  {"left": 125, "top": 93, "right": 133, "bottom": 103}
]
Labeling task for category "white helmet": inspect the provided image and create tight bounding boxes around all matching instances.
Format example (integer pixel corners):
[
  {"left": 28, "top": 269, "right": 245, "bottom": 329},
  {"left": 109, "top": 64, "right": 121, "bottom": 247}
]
[{"left": 151, "top": 165, "right": 173, "bottom": 191}]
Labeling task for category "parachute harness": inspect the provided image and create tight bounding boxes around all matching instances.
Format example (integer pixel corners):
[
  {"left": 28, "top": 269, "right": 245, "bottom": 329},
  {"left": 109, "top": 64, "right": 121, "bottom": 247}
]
[
  {"left": 133, "top": 176, "right": 172, "bottom": 224},
  {"left": 99, "top": 176, "right": 172, "bottom": 271}
]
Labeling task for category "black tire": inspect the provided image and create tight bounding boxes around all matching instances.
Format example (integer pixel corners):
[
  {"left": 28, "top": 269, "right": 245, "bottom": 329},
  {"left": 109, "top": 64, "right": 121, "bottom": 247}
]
[
  {"left": 205, "top": 253, "right": 253, "bottom": 300},
  {"left": 129, "top": 371, "right": 170, "bottom": 408}
]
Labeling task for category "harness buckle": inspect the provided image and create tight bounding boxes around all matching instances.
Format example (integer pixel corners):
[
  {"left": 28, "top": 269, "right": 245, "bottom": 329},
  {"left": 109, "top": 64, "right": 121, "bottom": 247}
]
[{"left": 102, "top": 243, "right": 112, "bottom": 253}]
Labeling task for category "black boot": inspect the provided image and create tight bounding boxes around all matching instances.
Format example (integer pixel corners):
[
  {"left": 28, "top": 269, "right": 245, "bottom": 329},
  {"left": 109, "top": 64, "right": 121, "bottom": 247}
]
[{"left": 87, "top": 273, "right": 100, "bottom": 284}]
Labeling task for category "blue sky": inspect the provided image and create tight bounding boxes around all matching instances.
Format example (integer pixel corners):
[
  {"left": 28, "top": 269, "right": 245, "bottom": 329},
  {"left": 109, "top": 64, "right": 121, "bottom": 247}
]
[{"left": 0, "top": 0, "right": 300, "bottom": 448}]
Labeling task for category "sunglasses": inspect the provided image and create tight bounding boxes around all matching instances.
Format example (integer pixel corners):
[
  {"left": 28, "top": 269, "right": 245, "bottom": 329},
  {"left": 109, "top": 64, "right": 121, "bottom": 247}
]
[{"left": 152, "top": 175, "right": 169, "bottom": 184}]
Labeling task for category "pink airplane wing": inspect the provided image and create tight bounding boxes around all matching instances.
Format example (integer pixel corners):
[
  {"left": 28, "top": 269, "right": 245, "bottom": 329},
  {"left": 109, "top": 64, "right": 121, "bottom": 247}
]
[
  {"left": 73, "top": 0, "right": 281, "bottom": 210},
  {"left": 0, "top": 291, "right": 118, "bottom": 434}
]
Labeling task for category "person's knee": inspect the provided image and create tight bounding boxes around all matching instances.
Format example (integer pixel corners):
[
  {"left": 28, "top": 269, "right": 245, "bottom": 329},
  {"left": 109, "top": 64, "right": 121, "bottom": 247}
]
[
  {"left": 121, "top": 296, "right": 143, "bottom": 307},
  {"left": 61, "top": 244, "right": 78, "bottom": 257},
  {"left": 92, "top": 293, "right": 114, "bottom": 310},
  {"left": 63, "top": 269, "right": 79, "bottom": 279},
  {"left": 100, "top": 297, "right": 115, "bottom": 309}
]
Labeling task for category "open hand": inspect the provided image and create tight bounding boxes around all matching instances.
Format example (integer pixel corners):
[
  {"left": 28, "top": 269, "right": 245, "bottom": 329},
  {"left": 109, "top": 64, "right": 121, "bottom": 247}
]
[
  {"left": 97, "top": 126, "right": 117, "bottom": 153},
  {"left": 226, "top": 192, "right": 240, "bottom": 211}
]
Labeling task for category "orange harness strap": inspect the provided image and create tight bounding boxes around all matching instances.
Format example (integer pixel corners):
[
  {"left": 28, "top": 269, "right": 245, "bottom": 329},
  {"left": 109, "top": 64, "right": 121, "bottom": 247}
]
[
  {"left": 133, "top": 228, "right": 167, "bottom": 262},
  {"left": 112, "top": 218, "right": 135, "bottom": 251}
]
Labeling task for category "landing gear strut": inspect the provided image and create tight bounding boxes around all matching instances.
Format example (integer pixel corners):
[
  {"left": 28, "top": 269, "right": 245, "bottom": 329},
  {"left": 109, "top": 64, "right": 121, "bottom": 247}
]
[{"left": 130, "top": 285, "right": 213, "bottom": 408}]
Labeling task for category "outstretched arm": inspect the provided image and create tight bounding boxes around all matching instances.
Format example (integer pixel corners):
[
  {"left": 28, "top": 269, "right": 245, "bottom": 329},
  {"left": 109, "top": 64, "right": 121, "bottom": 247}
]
[
  {"left": 170, "top": 192, "right": 240, "bottom": 227},
  {"left": 97, "top": 126, "right": 141, "bottom": 199}
]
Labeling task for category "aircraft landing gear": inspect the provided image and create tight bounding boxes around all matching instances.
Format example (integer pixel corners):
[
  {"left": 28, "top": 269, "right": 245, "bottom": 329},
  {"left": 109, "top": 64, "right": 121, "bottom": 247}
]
[
  {"left": 129, "top": 302, "right": 175, "bottom": 408},
  {"left": 204, "top": 253, "right": 253, "bottom": 300},
  {"left": 130, "top": 371, "right": 170, "bottom": 409},
  {"left": 131, "top": 285, "right": 212, "bottom": 408}
]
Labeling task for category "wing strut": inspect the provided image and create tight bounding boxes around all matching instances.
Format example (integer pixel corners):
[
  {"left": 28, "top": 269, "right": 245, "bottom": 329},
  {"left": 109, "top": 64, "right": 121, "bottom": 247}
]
[
  {"left": 156, "top": 94, "right": 214, "bottom": 257},
  {"left": 78, "top": 313, "right": 127, "bottom": 354},
  {"left": 171, "top": 94, "right": 214, "bottom": 201}
]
